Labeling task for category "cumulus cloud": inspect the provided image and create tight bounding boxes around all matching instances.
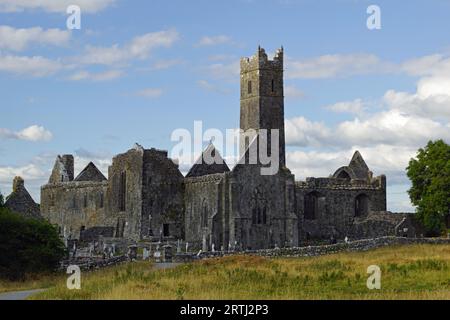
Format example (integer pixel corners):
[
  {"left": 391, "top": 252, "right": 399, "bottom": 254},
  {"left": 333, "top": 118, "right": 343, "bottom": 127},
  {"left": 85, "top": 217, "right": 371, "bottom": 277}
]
[
  {"left": 0, "top": 0, "right": 116, "bottom": 13},
  {"left": 68, "top": 69, "right": 123, "bottom": 81},
  {"left": 326, "top": 99, "right": 365, "bottom": 114},
  {"left": 285, "top": 117, "right": 331, "bottom": 147},
  {"left": 0, "top": 125, "right": 53, "bottom": 142},
  {"left": 285, "top": 85, "right": 305, "bottom": 100},
  {"left": 76, "top": 29, "right": 179, "bottom": 66},
  {"left": 204, "top": 60, "right": 240, "bottom": 81},
  {"left": 286, "top": 53, "right": 394, "bottom": 79},
  {"left": 197, "top": 80, "right": 231, "bottom": 94},
  {"left": 0, "top": 54, "right": 64, "bottom": 76},
  {"left": 0, "top": 25, "right": 70, "bottom": 51}
]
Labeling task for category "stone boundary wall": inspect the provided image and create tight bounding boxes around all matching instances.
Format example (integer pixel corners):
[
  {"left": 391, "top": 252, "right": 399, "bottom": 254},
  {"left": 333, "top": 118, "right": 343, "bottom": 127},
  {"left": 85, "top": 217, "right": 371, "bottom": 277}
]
[
  {"left": 195, "top": 237, "right": 450, "bottom": 260},
  {"left": 60, "top": 255, "right": 128, "bottom": 271}
]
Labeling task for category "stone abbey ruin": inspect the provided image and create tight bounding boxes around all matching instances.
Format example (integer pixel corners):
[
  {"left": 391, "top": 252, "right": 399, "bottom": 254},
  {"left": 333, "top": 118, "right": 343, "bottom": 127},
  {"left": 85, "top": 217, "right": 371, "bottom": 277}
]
[{"left": 5, "top": 47, "right": 420, "bottom": 251}]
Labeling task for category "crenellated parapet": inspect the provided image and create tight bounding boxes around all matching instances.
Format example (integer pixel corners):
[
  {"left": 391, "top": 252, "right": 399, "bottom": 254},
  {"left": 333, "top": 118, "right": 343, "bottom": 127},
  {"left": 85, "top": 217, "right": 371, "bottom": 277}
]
[{"left": 240, "top": 46, "right": 283, "bottom": 73}]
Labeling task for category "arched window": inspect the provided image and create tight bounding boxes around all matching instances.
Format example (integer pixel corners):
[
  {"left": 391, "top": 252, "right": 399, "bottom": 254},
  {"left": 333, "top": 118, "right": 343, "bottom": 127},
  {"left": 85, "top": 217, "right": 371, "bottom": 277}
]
[
  {"left": 252, "top": 207, "right": 257, "bottom": 224},
  {"left": 201, "top": 200, "right": 208, "bottom": 228},
  {"left": 355, "top": 194, "right": 369, "bottom": 217},
  {"left": 251, "top": 187, "right": 267, "bottom": 225},
  {"left": 336, "top": 170, "right": 351, "bottom": 180},
  {"left": 119, "top": 171, "right": 126, "bottom": 211},
  {"left": 304, "top": 191, "right": 323, "bottom": 220},
  {"left": 99, "top": 192, "right": 104, "bottom": 208},
  {"left": 262, "top": 207, "right": 267, "bottom": 224}
]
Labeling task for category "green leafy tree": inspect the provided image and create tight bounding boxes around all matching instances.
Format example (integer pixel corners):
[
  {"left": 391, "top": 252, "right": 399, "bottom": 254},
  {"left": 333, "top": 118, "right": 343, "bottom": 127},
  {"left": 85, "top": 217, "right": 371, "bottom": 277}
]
[
  {"left": 407, "top": 140, "right": 450, "bottom": 236},
  {"left": 0, "top": 207, "right": 67, "bottom": 280}
]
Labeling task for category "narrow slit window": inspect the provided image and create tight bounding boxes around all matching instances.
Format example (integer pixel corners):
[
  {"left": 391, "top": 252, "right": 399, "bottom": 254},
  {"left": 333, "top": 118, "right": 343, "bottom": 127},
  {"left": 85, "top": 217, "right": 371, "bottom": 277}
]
[{"left": 248, "top": 81, "right": 252, "bottom": 94}]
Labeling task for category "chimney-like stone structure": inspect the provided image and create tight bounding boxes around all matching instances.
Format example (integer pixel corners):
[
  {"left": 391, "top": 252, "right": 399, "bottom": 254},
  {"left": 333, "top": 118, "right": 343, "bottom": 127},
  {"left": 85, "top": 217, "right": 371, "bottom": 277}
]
[
  {"left": 61, "top": 155, "right": 74, "bottom": 181},
  {"left": 12, "top": 176, "right": 24, "bottom": 193}
]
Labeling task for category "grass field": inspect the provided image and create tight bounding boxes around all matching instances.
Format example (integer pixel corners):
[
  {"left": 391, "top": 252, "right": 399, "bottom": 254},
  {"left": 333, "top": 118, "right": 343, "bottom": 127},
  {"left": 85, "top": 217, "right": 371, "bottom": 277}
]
[{"left": 4, "top": 244, "right": 450, "bottom": 300}]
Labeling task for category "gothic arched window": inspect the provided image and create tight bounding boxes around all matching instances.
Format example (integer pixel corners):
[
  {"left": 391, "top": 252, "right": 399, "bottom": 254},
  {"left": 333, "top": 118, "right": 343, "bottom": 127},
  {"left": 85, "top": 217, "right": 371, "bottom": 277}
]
[
  {"left": 201, "top": 200, "right": 208, "bottom": 228},
  {"left": 355, "top": 194, "right": 369, "bottom": 217},
  {"left": 304, "top": 191, "right": 323, "bottom": 220}
]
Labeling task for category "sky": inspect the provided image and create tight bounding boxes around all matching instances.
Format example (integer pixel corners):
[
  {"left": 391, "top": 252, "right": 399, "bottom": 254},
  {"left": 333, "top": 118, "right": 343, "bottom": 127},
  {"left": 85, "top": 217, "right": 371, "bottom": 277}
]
[{"left": 0, "top": 0, "right": 449, "bottom": 212}]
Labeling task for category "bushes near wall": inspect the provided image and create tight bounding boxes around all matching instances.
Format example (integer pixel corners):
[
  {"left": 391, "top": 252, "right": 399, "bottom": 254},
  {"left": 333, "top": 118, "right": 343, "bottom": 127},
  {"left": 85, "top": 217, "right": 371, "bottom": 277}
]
[{"left": 0, "top": 207, "right": 66, "bottom": 280}]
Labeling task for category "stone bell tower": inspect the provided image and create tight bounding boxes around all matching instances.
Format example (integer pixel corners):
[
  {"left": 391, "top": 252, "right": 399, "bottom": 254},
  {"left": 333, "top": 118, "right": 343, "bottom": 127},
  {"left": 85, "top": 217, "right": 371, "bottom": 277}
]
[{"left": 239, "top": 46, "right": 286, "bottom": 167}]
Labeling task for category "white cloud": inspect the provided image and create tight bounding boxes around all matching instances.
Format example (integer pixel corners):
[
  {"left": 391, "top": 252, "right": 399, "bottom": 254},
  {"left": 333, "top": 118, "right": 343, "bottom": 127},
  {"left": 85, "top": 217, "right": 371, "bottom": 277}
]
[
  {"left": 336, "top": 109, "right": 450, "bottom": 147},
  {"left": 197, "top": 79, "right": 231, "bottom": 94},
  {"left": 0, "top": 54, "right": 64, "bottom": 76},
  {"left": 135, "top": 88, "right": 164, "bottom": 98},
  {"left": 197, "top": 35, "right": 233, "bottom": 47},
  {"left": 0, "top": 125, "right": 53, "bottom": 141},
  {"left": 286, "top": 53, "right": 394, "bottom": 79},
  {"left": 326, "top": 99, "right": 364, "bottom": 114},
  {"left": 285, "top": 85, "right": 305, "bottom": 99},
  {"left": 68, "top": 69, "right": 123, "bottom": 81},
  {"left": 0, "top": 0, "right": 116, "bottom": 13},
  {"left": 150, "top": 59, "right": 183, "bottom": 70},
  {"left": 285, "top": 117, "right": 331, "bottom": 147},
  {"left": 204, "top": 60, "right": 240, "bottom": 81},
  {"left": 0, "top": 25, "right": 70, "bottom": 51},
  {"left": 401, "top": 54, "right": 450, "bottom": 77},
  {"left": 77, "top": 29, "right": 179, "bottom": 66}
]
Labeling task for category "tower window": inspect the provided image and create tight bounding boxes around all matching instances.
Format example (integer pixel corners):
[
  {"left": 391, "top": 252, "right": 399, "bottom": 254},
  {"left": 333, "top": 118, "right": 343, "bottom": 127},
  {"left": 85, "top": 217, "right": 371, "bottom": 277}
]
[
  {"left": 248, "top": 81, "right": 252, "bottom": 94},
  {"left": 271, "top": 79, "right": 275, "bottom": 93},
  {"left": 99, "top": 192, "right": 104, "bottom": 208},
  {"left": 119, "top": 171, "right": 126, "bottom": 211},
  {"left": 163, "top": 224, "right": 170, "bottom": 237}
]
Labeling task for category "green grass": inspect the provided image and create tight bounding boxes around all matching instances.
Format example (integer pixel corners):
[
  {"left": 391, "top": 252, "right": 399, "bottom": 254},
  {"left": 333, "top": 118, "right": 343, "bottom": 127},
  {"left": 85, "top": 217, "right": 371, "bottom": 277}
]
[{"left": 10, "top": 244, "right": 450, "bottom": 299}]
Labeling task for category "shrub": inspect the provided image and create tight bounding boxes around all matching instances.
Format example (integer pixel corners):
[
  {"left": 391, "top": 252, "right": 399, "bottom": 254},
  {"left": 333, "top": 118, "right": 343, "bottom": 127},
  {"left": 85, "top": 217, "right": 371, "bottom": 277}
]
[{"left": 0, "top": 207, "right": 66, "bottom": 280}]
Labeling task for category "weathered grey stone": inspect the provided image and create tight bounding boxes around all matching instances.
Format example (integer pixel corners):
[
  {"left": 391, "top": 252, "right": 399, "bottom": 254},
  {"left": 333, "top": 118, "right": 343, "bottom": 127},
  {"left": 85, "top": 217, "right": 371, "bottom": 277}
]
[
  {"left": 5, "top": 177, "right": 41, "bottom": 219},
  {"left": 39, "top": 47, "right": 421, "bottom": 251}
]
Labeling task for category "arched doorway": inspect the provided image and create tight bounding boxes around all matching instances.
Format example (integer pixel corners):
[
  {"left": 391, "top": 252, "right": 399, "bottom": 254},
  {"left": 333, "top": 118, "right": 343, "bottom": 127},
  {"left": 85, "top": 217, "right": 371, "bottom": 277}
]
[{"left": 355, "top": 194, "right": 369, "bottom": 217}]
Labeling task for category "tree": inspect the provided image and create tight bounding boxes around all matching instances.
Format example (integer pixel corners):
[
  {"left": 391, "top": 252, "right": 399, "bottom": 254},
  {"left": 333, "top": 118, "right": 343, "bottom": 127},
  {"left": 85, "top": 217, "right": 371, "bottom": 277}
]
[
  {"left": 0, "top": 192, "right": 4, "bottom": 208},
  {"left": 0, "top": 207, "right": 67, "bottom": 280},
  {"left": 407, "top": 140, "right": 450, "bottom": 236}
]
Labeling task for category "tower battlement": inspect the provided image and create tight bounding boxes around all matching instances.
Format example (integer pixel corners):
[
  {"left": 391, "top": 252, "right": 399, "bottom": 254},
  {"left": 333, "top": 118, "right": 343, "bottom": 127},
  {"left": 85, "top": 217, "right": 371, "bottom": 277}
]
[{"left": 240, "top": 47, "right": 283, "bottom": 73}]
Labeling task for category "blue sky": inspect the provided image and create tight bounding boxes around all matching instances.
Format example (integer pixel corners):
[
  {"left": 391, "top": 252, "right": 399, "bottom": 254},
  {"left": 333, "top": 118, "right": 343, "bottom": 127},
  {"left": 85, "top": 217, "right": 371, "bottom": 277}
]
[{"left": 0, "top": 0, "right": 449, "bottom": 211}]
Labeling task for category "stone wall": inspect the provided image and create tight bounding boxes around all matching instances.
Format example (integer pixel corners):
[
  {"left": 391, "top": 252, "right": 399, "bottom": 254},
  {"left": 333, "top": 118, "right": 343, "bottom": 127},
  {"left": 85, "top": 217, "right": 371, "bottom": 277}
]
[
  {"left": 106, "top": 145, "right": 144, "bottom": 240},
  {"left": 41, "top": 180, "right": 109, "bottom": 239},
  {"left": 230, "top": 164, "right": 297, "bottom": 250},
  {"left": 141, "top": 148, "right": 184, "bottom": 241},
  {"left": 195, "top": 237, "right": 450, "bottom": 260},
  {"left": 184, "top": 173, "right": 225, "bottom": 250},
  {"left": 295, "top": 176, "right": 387, "bottom": 240}
]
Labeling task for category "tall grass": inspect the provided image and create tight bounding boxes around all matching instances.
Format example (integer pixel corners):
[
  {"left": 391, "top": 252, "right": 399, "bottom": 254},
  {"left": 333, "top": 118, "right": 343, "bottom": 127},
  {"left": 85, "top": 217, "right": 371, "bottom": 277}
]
[{"left": 28, "top": 244, "right": 450, "bottom": 300}]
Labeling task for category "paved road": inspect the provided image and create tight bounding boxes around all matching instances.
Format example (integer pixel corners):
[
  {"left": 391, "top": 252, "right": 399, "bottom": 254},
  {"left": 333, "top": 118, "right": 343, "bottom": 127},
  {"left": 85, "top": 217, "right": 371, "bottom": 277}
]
[{"left": 0, "top": 289, "right": 45, "bottom": 300}]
